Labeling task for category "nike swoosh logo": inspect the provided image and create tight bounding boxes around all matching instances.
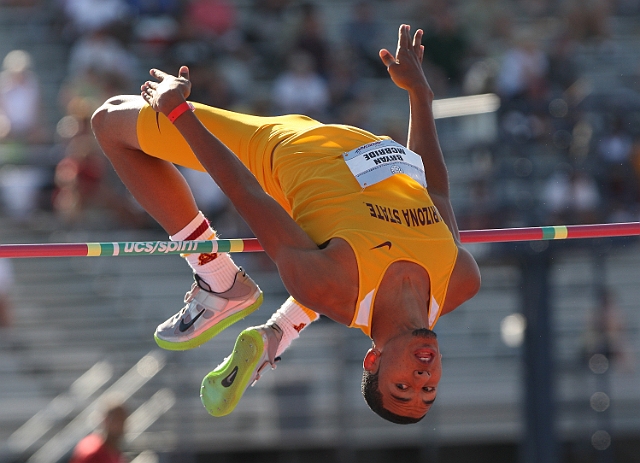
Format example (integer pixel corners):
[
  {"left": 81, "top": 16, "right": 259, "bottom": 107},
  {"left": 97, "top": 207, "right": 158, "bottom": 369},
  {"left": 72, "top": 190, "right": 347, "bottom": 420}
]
[
  {"left": 178, "top": 309, "right": 205, "bottom": 332},
  {"left": 371, "top": 241, "right": 392, "bottom": 250},
  {"left": 221, "top": 366, "right": 239, "bottom": 387}
]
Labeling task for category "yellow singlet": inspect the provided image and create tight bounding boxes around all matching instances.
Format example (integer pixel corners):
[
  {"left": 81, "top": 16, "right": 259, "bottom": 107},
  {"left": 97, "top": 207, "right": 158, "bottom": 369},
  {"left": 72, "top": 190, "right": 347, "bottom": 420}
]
[{"left": 137, "top": 103, "right": 459, "bottom": 337}]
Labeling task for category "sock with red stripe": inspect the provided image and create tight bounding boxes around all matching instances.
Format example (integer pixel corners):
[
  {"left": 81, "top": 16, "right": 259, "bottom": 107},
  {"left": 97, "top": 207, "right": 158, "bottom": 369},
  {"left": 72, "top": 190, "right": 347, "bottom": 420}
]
[
  {"left": 266, "top": 297, "right": 319, "bottom": 357},
  {"left": 170, "top": 211, "right": 239, "bottom": 292}
]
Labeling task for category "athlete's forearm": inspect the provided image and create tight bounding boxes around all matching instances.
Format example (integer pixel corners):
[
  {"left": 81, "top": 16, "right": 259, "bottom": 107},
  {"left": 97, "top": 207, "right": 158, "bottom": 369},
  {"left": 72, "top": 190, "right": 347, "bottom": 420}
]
[
  {"left": 171, "top": 111, "right": 320, "bottom": 260},
  {"left": 407, "top": 85, "right": 450, "bottom": 197}
]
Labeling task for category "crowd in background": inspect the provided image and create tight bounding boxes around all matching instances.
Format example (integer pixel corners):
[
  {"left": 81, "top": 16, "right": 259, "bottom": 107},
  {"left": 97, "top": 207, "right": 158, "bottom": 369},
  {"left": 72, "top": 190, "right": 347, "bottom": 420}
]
[{"left": 0, "top": 0, "right": 640, "bottom": 233}]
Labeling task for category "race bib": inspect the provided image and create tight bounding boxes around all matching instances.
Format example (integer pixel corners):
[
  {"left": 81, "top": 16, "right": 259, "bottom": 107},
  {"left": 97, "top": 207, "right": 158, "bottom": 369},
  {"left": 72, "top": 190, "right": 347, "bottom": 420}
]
[{"left": 343, "top": 139, "right": 427, "bottom": 189}]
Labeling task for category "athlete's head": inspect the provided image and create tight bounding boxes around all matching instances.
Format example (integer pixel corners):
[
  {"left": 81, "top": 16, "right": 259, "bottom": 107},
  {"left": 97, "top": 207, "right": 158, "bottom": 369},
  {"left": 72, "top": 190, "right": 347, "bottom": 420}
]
[{"left": 362, "top": 328, "right": 441, "bottom": 424}]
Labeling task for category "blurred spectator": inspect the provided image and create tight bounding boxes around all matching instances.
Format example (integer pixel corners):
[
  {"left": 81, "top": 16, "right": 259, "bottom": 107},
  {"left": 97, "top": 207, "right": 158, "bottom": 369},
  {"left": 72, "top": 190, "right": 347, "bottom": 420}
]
[
  {"left": 126, "top": 0, "right": 183, "bottom": 54},
  {"left": 459, "top": 0, "right": 514, "bottom": 55},
  {"left": 187, "top": 62, "right": 238, "bottom": 110},
  {"left": 0, "top": 50, "right": 47, "bottom": 143},
  {"left": 495, "top": 29, "right": 549, "bottom": 104},
  {"left": 293, "top": 2, "right": 330, "bottom": 78},
  {"left": 0, "top": 259, "right": 15, "bottom": 329},
  {"left": 547, "top": 30, "right": 580, "bottom": 95},
  {"left": 595, "top": 115, "right": 638, "bottom": 218},
  {"left": 271, "top": 49, "right": 329, "bottom": 119},
  {"left": 561, "top": 0, "right": 612, "bottom": 44},
  {"left": 215, "top": 44, "right": 259, "bottom": 109},
  {"left": 242, "top": 0, "right": 297, "bottom": 79},
  {"left": 58, "top": 0, "right": 131, "bottom": 40},
  {"left": 543, "top": 167, "right": 601, "bottom": 225},
  {"left": 184, "top": 0, "right": 237, "bottom": 40},
  {"left": 582, "top": 289, "right": 635, "bottom": 372},
  {"left": 168, "top": 0, "right": 242, "bottom": 77},
  {"left": 59, "top": 66, "right": 130, "bottom": 120},
  {"left": 67, "top": 29, "right": 140, "bottom": 92},
  {"left": 342, "top": 1, "right": 386, "bottom": 78},
  {"left": 326, "top": 50, "right": 369, "bottom": 122},
  {"left": 52, "top": 95, "right": 149, "bottom": 228},
  {"left": 417, "top": 0, "right": 471, "bottom": 95},
  {"left": 69, "top": 402, "right": 129, "bottom": 463}
]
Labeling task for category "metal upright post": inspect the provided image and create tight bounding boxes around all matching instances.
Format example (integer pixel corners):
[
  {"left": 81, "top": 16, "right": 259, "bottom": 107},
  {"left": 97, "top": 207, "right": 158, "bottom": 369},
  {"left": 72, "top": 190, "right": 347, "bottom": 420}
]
[{"left": 518, "top": 245, "right": 559, "bottom": 463}]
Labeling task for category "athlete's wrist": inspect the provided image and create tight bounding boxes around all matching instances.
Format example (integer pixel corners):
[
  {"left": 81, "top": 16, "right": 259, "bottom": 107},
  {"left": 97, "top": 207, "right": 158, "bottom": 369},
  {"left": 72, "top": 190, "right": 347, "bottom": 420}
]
[
  {"left": 408, "top": 83, "right": 434, "bottom": 102},
  {"left": 166, "top": 101, "right": 195, "bottom": 123}
]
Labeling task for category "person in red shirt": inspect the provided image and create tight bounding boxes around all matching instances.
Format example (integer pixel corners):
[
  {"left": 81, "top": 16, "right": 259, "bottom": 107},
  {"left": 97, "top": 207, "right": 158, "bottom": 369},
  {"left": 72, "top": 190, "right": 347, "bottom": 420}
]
[{"left": 69, "top": 403, "right": 128, "bottom": 463}]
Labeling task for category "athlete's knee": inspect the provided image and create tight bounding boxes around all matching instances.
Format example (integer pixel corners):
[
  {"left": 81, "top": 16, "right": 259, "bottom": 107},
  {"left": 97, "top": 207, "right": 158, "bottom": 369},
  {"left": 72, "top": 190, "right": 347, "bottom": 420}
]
[{"left": 91, "top": 95, "right": 143, "bottom": 151}]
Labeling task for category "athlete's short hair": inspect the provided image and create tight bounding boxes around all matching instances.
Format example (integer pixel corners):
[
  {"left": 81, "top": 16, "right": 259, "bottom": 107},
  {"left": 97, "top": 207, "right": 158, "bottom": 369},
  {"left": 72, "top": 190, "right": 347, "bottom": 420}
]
[{"left": 361, "top": 369, "right": 425, "bottom": 425}]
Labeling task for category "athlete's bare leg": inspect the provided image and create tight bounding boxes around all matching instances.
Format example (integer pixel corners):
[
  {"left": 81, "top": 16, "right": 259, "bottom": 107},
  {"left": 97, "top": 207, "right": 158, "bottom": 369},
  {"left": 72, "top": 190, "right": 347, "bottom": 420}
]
[{"left": 91, "top": 95, "right": 198, "bottom": 234}]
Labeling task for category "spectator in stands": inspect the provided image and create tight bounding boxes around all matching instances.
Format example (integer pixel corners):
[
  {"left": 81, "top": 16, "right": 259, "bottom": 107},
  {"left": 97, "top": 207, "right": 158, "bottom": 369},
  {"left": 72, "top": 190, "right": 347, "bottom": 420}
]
[
  {"left": 543, "top": 167, "right": 601, "bottom": 225},
  {"left": 183, "top": 0, "right": 238, "bottom": 40},
  {"left": 183, "top": 62, "right": 239, "bottom": 111},
  {"left": 52, "top": 98, "right": 149, "bottom": 228},
  {"left": 271, "top": 49, "right": 330, "bottom": 120},
  {"left": 561, "top": 0, "right": 612, "bottom": 44},
  {"left": 326, "top": 50, "right": 371, "bottom": 125},
  {"left": 595, "top": 115, "right": 638, "bottom": 220},
  {"left": 582, "top": 288, "right": 635, "bottom": 372},
  {"left": 343, "top": 1, "right": 386, "bottom": 78},
  {"left": 495, "top": 29, "right": 549, "bottom": 106},
  {"left": 241, "top": 0, "right": 296, "bottom": 79},
  {"left": 67, "top": 28, "right": 140, "bottom": 92},
  {"left": 0, "top": 50, "right": 46, "bottom": 143},
  {"left": 292, "top": 2, "right": 330, "bottom": 78},
  {"left": 416, "top": 0, "right": 471, "bottom": 95},
  {"left": 460, "top": 0, "right": 514, "bottom": 54},
  {"left": 69, "top": 402, "right": 129, "bottom": 463},
  {"left": 125, "top": 0, "right": 183, "bottom": 54},
  {"left": 58, "top": 0, "right": 132, "bottom": 41}
]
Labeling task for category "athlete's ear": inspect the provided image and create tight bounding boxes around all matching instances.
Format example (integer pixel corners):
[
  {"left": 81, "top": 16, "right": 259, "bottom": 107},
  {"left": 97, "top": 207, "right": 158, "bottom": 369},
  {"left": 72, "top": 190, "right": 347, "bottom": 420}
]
[{"left": 363, "top": 348, "right": 381, "bottom": 373}]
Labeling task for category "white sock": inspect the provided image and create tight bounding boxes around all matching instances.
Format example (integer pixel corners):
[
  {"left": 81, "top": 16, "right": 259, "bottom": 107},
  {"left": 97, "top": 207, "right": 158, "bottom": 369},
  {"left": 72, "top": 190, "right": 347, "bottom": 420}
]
[
  {"left": 267, "top": 297, "right": 319, "bottom": 357},
  {"left": 170, "top": 211, "right": 239, "bottom": 292}
]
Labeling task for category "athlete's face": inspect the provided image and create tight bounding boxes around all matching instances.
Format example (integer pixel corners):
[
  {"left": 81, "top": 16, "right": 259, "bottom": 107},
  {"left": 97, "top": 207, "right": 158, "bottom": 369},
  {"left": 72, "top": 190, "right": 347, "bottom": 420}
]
[{"left": 364, "top": 329, "right": 442, "bottom": 419}]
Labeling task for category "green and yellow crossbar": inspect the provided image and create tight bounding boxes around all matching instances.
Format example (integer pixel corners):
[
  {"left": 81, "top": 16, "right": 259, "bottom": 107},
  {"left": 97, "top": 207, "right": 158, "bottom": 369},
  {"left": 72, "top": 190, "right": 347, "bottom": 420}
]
[{"left": 1, "top": 222, "right": 639, "bottom": 259}]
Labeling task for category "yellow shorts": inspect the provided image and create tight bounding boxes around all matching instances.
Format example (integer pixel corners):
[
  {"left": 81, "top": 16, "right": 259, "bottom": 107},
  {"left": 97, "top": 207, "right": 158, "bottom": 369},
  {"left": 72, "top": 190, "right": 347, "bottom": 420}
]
[
  {"left": 136, "top": 103, "right": 384, "bottom": 216},
  {"left": 136, "top": 103, "right": 322, "bottom": 209}
]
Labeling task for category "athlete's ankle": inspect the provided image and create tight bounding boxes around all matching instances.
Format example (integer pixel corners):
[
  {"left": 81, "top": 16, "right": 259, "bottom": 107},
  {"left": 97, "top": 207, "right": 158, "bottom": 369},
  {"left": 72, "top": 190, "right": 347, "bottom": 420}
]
[
  {"left": 170, "top": 211, "right": 239, "bottom": 292},
  {"left": 266, "top": 298, "right": 319, "bottom": 357}
]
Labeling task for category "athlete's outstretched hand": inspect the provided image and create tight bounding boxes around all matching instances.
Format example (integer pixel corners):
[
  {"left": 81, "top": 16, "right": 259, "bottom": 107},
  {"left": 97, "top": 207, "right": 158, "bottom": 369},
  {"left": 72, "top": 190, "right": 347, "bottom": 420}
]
[
  {"left": 141, "top": 65, "right": 192, "bottom": 115},
  {"left": 379, "top": 24, "right": 430, "bottom": 94}
]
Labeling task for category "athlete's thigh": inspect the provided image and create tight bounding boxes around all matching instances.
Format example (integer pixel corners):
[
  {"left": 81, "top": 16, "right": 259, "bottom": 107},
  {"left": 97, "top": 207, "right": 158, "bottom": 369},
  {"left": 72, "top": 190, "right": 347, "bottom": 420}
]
[{"left": 94, "top": 95, "right": 146, "bottom": 151}]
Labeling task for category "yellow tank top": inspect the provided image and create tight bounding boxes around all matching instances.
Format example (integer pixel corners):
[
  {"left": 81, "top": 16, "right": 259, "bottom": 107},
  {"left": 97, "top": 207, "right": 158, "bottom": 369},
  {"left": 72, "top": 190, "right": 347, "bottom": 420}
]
[
  {"left": 136, "top": 105, "right": 458, "bottom": 337},
  {"left": 271, "top": 124, "right": 459, "bottom": 337}
]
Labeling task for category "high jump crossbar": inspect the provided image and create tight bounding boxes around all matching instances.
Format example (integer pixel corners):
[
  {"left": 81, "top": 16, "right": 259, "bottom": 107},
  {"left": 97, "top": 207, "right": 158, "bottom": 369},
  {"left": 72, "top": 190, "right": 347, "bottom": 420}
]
[{"left": 1, "top": 222, "right": 639, "bottom": 259}]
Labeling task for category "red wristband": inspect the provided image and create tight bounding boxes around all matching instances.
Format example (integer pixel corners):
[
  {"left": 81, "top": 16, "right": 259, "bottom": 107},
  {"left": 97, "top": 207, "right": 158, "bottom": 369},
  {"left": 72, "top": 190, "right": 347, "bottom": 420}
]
[{"left": 167, "top": 101, "right": 195, "bottom": 123}]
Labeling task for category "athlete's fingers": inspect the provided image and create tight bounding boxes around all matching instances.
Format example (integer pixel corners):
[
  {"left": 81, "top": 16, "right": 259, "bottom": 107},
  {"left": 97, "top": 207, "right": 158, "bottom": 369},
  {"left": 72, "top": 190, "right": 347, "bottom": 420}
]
[
  {"left": 413, "top": 29, "right": 423, "bottom": 54},
  {"left": 149, "top": 68, "right": 167, "bottom": 81},
  {"left": 178, "top": 65, "right": 190, "bottom": 81},
  {"left": 379, "top": 48, "right": 397, "bottom": 68},
  {"left": 399, "top": 24, "right": 411, "bottom": 50}
]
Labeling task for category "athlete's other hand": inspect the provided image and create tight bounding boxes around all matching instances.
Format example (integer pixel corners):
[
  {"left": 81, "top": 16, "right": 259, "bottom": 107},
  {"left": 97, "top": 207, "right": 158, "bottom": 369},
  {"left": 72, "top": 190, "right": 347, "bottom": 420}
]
[
  {"left": 379, "top": 25, "right": 431, "bottom": 95},
  {"left": 141, "top": 65, "right": 192, "bottom": 115}
]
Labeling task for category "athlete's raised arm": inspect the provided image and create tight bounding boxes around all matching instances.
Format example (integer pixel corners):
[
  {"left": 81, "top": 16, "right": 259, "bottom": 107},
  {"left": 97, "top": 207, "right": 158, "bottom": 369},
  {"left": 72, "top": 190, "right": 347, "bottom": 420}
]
[
  {"left": 139, "top": 66, "right": 353, "bottom": 313},
  {"left": 379, "top": 24, "right": 459, "bottom": 241},
  {"left": 380, "top": 25, "right": 480, "bottom": 311}
]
